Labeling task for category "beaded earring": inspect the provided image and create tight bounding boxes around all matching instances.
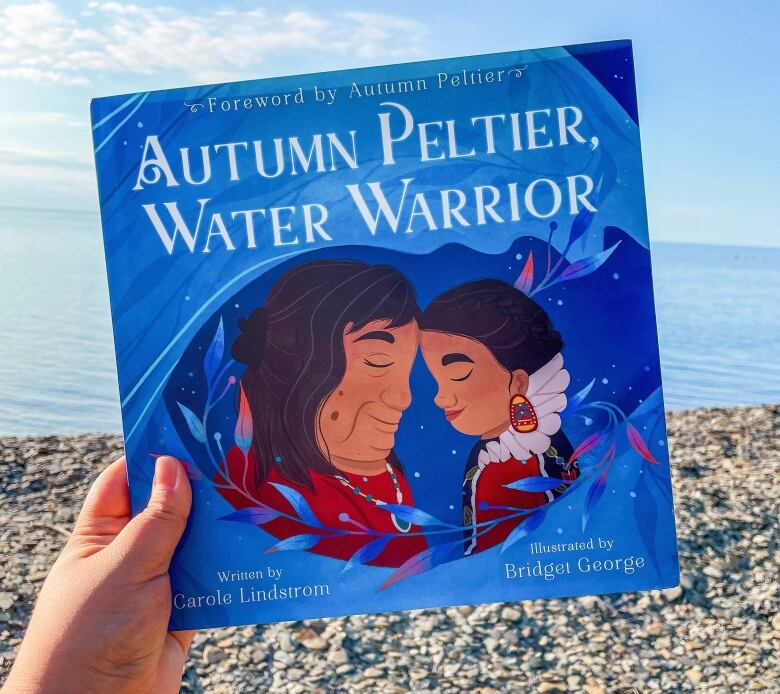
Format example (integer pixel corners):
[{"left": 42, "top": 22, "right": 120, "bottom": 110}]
[{"left": 509, "top": 393, "right": 538, "bottom": 433}]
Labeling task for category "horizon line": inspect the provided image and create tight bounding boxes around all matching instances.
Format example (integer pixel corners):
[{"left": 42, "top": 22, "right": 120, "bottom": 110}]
[{"left": 1, "top": 204, "right": 778, "bottom": 252}]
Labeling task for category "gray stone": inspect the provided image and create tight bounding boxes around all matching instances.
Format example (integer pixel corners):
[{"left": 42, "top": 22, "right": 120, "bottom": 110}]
[
  {"left": 662, "top": 585, "right": 683, "bottom": 602},
  {"left": 500, "top": 606, "right": 521, "bottom": 621},
  {"left": 203, "top": 645, "right": 226, "bottom": 665},
  {"left": 327, "top": 648, "right": 348, "bottom": 665},
  {"left": 679, "top": 572, "right": 696, "bottom": 590},
  {"left": 300, "top": 635, "right": 326, "bottom": 651}
]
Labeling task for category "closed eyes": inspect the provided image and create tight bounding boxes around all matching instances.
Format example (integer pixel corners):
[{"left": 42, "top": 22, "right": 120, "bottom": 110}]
[
  {"left": 451, "top": 369, "right": 473, "bottom": 382},
  {"left": 364, "top": 358, "right": 394, "bottom": 368}
]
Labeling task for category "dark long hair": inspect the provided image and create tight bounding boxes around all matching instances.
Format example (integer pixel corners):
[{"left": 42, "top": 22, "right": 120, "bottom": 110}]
[
  {"left": 419, "top": 279, "right": 562, "bottom": 374},
  {"left": 232, "top": 260, "right": 419, "bottom": 489}
]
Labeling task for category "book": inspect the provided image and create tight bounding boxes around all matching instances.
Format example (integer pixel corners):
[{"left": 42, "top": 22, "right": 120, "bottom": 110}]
[{"left": 90, "top": 39, "right": 679, "bottom": 630}]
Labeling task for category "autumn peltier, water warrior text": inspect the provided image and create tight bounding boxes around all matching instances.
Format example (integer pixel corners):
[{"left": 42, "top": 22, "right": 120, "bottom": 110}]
[{"left": 132, "top": 101, "right": 601, "bottom": 254}]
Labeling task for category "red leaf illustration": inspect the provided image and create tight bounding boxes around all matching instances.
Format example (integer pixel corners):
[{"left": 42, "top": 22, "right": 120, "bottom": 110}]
[
  {"left": 514, "top": 251, "right": 534, "bottom": 294},
  {"left": 235, "top": 384, "right": 253, "bottom": 453},
  {"left": 626, "top": 423, "right": 660, "bottom": 464},
  {"left": 378, "top": 540, "right": 461, "bottom": 591},
  {"left": 181, "top": 460, "right": 204, "bottom": 481},
  {"left": 567, "top": 430, "right": 604, "bottom": 466}
]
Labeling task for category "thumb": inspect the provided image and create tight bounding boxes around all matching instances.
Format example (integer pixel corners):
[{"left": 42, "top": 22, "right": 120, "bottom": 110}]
[{"left": 112, "top": 456, "right": 192, "bottom": 578}]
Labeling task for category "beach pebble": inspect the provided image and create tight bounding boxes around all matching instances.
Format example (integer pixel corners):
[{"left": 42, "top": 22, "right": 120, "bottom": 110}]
[
  {"left": 679, "top": 572, "right": 696, "bottom": 590},
  {"left": 662, "top": 585, "right": 683, "bottom": 602},
  {"left": 582, "top": 686, "right": 605, "bottom": 694},
  {"left": 500, "top": 606, "right": 521, "bottom": 621},
  {"left": 327, "top": 648, "right": 349, "bottom": 665},
  {"left": 645, "top": 622, "right": 665, "bottom": 637},
  {"left": 277, "top": 632, "right": 295, "bottom": 653},
  {"left": 685, "top": 667, "right": 703, "bottom": 684},
  {"left": 203, "top": 645, "right": 226, "bottom": 665},
  {"left": 300, "top": 635, "right": 327, "bottom": 651}
]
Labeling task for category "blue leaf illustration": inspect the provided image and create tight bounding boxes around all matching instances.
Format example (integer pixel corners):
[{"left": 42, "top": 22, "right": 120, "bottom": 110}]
[
  {"left": 343, "top": 536, "right": 393, "bottom": 573},
  {"left": 581, "top": 473, "right": 607, "bottom": 531},
  {"left": 177, "top": 402, "right": 206, "bottom": 443},
  {"left": 503, "top": 477, "right": 570, "bottom": 493},
  {"left": 648, "top": 463, "right": 673, "bottom": 504},
  {"left": 204, "top": 317, "right": 224, "bottom": 390},
  {"left": 378, "top": 540, "right": 462, "bottom": 591},
  {"left": 635, "top": 464, "right": 662, "bottom": 578},
  {"left": 563, "top": 378, "right": 595, "bottom": 416},
  {"left": 269, "top": 482, "right": 323, "bottom": 528},
  {"left": 568, "top": 208, "right": 595, "bottom": 246},
  {"left": 220, "top": 506, "right": 281, "bottom": 525},
  {"left": 558, "top": 241, "right": 621, "bottom": 283},
  {"left": 596, "top": 154, "right": 617, "bottom": 204},
  {"left": 265, "top": 534, "right": 322, "bottom": 553},
  {"left": 376, "top": 504, "right": 450, "bottom": 527},
  {"left": 501, "top": 509, "right": 546, "bottom": 553}
]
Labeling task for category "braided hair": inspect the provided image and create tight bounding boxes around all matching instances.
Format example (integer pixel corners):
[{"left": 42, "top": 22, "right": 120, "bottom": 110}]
[{"left": 419, "top": 279, "right": 562, "bottom": 374}]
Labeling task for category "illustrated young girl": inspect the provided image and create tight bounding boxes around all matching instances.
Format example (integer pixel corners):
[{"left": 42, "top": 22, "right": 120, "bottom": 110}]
[
  {"left": 420, "top": 279, "right": 579, "bottom": 555},
  {"left": 218, "top": 259, "right": 427, "bottom": 567}
]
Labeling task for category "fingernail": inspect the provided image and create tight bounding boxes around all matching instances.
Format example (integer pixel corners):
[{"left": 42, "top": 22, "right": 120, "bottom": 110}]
[{"left": 154, "top": 456, "right": 179, "bottom": 492}]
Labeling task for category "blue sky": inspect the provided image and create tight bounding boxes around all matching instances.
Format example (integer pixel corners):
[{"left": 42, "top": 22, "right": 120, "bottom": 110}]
[{"left": 0, "top": 0, "right": 777, "bottom": 246}]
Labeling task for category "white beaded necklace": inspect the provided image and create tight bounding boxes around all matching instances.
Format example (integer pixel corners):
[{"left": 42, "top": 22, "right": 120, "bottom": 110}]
[{"left": 335, "top": 463, "right": 411, "bottom": 533}]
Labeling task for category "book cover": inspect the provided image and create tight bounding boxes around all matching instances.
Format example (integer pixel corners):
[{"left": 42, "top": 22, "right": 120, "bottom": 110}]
[{"left": 90, "top": 39, "right": 679, "bottom": 630}]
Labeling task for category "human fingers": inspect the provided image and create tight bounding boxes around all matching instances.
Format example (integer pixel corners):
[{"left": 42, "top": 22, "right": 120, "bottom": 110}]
[
  {"left": 111, "top": 455, "right": 192, "bottom": 578},
  {"left": 69, "top": 456, "right": 132, "bottom": 554}
]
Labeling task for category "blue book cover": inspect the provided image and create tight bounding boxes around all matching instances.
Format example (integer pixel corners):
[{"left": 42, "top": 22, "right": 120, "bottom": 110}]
[{"left": 90, "top": 39, "right": 679, "bottom": 630}]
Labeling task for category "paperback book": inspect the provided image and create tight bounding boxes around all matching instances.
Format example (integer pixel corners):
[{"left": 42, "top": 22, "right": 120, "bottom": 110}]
[{"left": 90, "top": 39, "right": 679, "bottom": 630}]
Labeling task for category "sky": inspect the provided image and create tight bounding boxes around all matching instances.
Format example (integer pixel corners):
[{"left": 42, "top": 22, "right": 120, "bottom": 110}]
[{"left": 0, "top": 0, "right": 778, "bottom": 247}]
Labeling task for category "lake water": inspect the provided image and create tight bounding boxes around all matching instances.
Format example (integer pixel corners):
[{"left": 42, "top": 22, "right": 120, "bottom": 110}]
[{"left": 1, "top": 207, "right": 778, "bottom": 435}]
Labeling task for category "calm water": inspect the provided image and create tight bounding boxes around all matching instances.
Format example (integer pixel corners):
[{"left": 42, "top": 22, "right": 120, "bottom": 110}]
[{"left": 1, "top": 207, "right": 778, "bottom": 435}]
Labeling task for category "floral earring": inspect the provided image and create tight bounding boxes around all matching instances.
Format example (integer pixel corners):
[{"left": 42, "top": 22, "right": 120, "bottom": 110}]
[{"left": 509, "top": 393, "right": 538, "bottom": 433}]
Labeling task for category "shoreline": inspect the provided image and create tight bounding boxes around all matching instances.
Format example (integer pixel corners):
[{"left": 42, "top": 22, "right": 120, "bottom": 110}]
[{"left": 1, "top": 405, "right": 778, "bottom": 692}]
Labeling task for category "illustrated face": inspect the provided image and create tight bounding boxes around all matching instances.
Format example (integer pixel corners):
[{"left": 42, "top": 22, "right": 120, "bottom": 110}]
[
  {"left": 318, "top": 319, "right": 419, "bottom": 466},
  {"left": 420, "top": 330, "right": 528, "bottom": 438}
]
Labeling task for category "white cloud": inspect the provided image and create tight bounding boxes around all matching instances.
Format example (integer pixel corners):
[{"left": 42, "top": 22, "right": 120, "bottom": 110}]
[
  {"left": 0, "top": 146, "right": 90, "bottom": 167},
  {"left": 0, "top": 1, "right": 430, "bottom": 85},
  {"left": 0, "top": 111, "right": 85, "bottom": 128}
]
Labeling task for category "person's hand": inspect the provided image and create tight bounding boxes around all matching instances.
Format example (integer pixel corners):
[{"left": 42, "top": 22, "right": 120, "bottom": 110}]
[{"left": 4, "top": 455, "right": 193, "bottom": 694}]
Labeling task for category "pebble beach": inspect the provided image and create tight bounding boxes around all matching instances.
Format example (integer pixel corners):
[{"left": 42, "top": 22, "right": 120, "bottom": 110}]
[{"left": 1, "top": 405, "right": 778, "bottom": 692}]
